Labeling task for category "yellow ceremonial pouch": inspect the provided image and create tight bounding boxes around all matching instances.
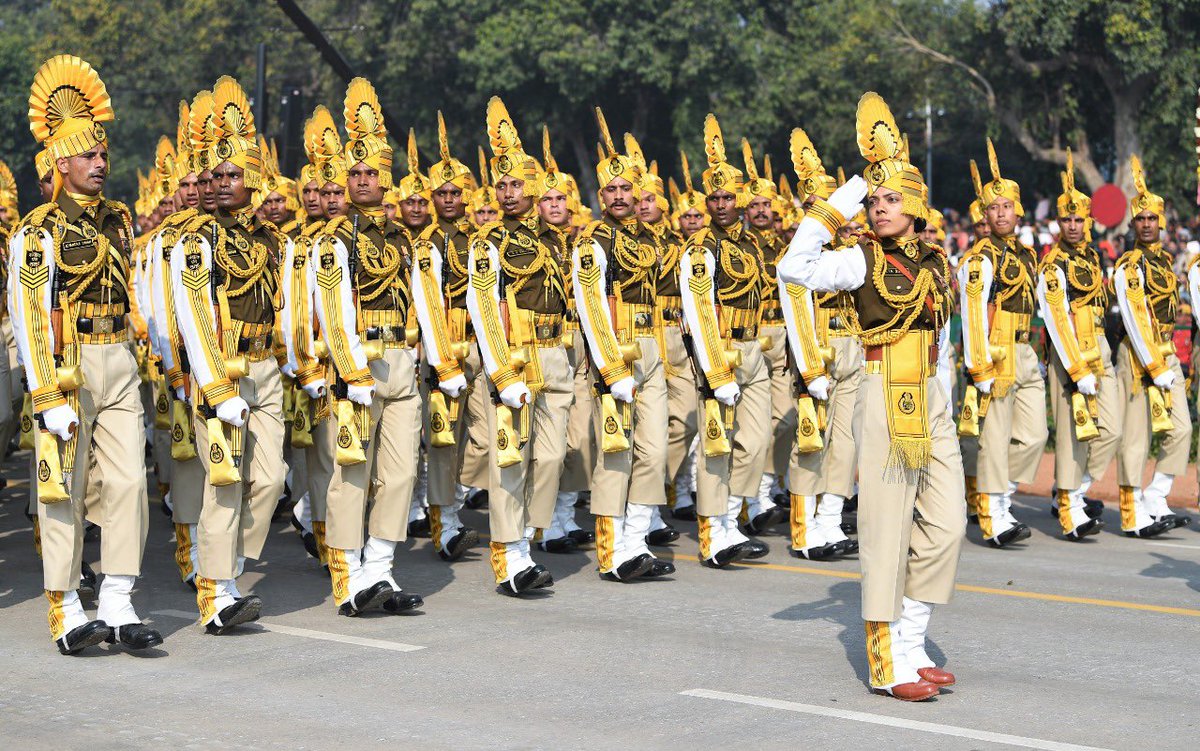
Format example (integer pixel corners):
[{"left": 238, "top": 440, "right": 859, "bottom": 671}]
[
  {"left": 987, "top": 309, "right": 1017, "bottom": 397},
  {"left": 290, "top": 390, "right": 314, "bottom": 449},
  {"left": 206, "top": 417, "right": 241, "bottom": 486},
  {"left": 335, "top": 399, "right": 367, "bottom": 466},
  {"left": 153, "top": 381, "right": 171, "bottom": 430},
  {"left": 428, "top": 391, "right": 455, "bottom": 448},
  {"left": 881, "top": 330, "right": 932, "bottom": 471},
  {"left": 795, "top": 395, "right": 823, "bottom": 453},
  {"left": 1147, "top": 385, "right": 1172, "bottom": 434},
  {"left": 19, "top": 393, "right": 35, "bottom": 451},
  {"left": 170, "top": 399, "right": 197, "bottom": 461},
  {"left": 600, "top": 393, "right": 631, "bottom": 454},
  {"left": 495, "top": 405, "right": 522, "bottom": 468},
  {"left": 1070, "top": 392, "right": 1099, "bottom": 442},
  {"left": 957, "top": 383, "right": 980, "bottom": 437},
  {"left": 701, "top": 398, "right": 731, "bottom": 457},
  {"left": 36, "top": 430, "right": 70, "bottom": 504}
]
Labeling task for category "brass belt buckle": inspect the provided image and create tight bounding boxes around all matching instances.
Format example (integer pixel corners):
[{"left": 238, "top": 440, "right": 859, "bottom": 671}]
[
  {"left": 634, "top": 312, "right": 652, "bottom": 328},
  {"left": 250, "top": 335, "right": 266, "bottom": 353},
  {"left": 95, "top": 317, "right": 113, "bottom": 334},
  {"left": 380, "top": 326, "right": 397, "bottom": 343}
]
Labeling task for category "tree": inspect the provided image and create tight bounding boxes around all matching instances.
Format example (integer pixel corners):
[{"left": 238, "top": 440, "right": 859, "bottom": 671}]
[{"left": 891, "top": 0, "right": 1200, "bottom": 213}]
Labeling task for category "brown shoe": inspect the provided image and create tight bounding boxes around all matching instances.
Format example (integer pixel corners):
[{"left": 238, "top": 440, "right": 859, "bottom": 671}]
[
  {"left": 874, "top": 681, "right": 939, "bottom": 702},
  {"left": 917, "top": 667, "right": 956, "bottom": 686}
]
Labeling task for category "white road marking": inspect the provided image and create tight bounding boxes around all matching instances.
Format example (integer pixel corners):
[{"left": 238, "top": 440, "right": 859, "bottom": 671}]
[
  {"left": 152, "top": 609, "right": 424, "bottom": 652},
  {"left": 682, "top": 689, "right": 1115, "bottom": 751},
  {"left": 1147, "top": 542, "right": 1200, "bottom": 551}
]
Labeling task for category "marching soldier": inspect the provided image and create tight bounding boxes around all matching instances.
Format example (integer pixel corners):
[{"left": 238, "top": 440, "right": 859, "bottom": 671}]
[
  {"left": 679, "top": 113, "right": 771, "bottom": 567},
  {"left": 738, "top": 139, "right": 791, "bottom": 534},
  {"left": 1037, "top": 150, "right": 1108, "bottom": 540},
  {"left": 312, "top": 78, "right": 426, "bottom": 616},
  {"left": 662, "top": 154, "right": 706, "bottom": 521},
  {"left": 623, "top": 137, "right": 683, "bottom": 548},
  {"left": 785, "top": 128, "right": 851, "bottom": 560},
  {"left": 467, "top": 97, "right": 572, "bottom": 595},
  {"left": 11, "top": 55, "right": 162, "bottom": 653},
  {"left": 958, "top": 140, "right": 1045, "bottom": 548},
  {"left": 467, "top": 146, "right": 501, "bottom": 230},
  {"left": 960, "top": 161, "right": 988, "bottom": 525},
  {"left": 779, "top": 92, "right": 963, "bottom": 701},
  {"left": 411, "top": 112, "right": 480, "bottom": 562},
  {"left": 149, "top": 94, "right": 214, "bottom": 588},
  {"left": 283, "top": 106, "right": 345, "bottom": 566},
  {"left": 570, "top": 114, "right": 673, "bottom": 581},
  {"left": 543, "top": 126, "right": 596, "bottom": 551},
  {"left": 1112, "top": 156, "right": 1189, "bottom": 536},
  {"left": 170, "top": 76, "right": 287, "bottom": 633}
]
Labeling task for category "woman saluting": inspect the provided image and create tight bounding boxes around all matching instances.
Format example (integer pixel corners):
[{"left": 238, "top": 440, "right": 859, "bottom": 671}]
[{"left": 778, "top": 92, "right": 964, "bottom": 702}]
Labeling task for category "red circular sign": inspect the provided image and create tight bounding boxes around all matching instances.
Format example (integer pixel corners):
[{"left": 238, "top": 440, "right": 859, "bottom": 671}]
[{"left": 1091, "top": 183, "right": 1126, "bottom": 228}]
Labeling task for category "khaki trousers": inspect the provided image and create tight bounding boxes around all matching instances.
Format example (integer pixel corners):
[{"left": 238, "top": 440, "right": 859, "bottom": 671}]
[
  {"left": 976, "top": 342, "right": 1047, "bottom": 494},
  {"left": 855, "top": 373, "right": 965, "bottom": 622},
  {"left": 195, "top": 358, "right": 286, "bottom": 580},
  {"left": 1084, "top": 339, "right": 1121, "bottom": 481},
  {"left": 663, "top": 325, "right": 697, "bottom": 485},
  {"left": 1050, "top": 338, "right": 1120, "bottom": 490},
  {"left": 762, "top": 326, "right": 795, "bottom": 479},
  {"left": 786, "top": 373, "right": 825, "bottom": 498},
  {"left": 326, "top": 346, "right": 422, "bottom": 550},
  {"left": 0, "top": 318, "right": 22, "bottom": 454},
  {"left": 456, "top": 345, "right": 492, "bottom": 491},
  {"left": 558, "top": 333, "right": 595, "bottom": 493},
  {"left": 1115, "top": 343, "right": 1191, "bottom": 485},
  {"left": 589, "top": 337, "right": 668, "bottom": 516},
  {"left": 427, "top": 346, "right": 484, "bottom": 506},
  {"left": 303, "top": 416, "right": 334, "bottom": 521},
  {"left": 696, "top": 339, "right": 770, "bottom": 515},
  {"left": 484, "top": 344, "right": 572, "bottom": 543},
  {"left": 38, "top": 342, "right": 149, "bottom": 591},
  {"left": 821, "top": 335, "right": 863, "bottom": 498}
]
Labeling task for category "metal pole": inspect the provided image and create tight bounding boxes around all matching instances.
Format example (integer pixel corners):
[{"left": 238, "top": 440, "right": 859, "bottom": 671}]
[
  {"left": 924, "top": 95, "right": 933, "bottom": 204},
  {"left": 255, "top": 43, "right": 268, "bottom": 134}
]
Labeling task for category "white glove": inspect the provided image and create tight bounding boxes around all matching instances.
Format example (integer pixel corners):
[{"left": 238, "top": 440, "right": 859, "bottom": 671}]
[
  {"left": 975, "top": 377, "right": 994, "bottom": 395},
  {"left": 175, "top": 386, "right": 187, "bottom": 402},
  {"left": 1075, "top": 373, "right": 1097, "bottom": 396},
  {"left": 500, "top": 382, "right": 531, "bottom": 408},
  {"left": 347, "top": 383, "right": 375, "bottom": 406},
  {"left": 302, "top": 379, "right": 327, "bottom": 400},
  {"left": 41, "top": 404, "right": 79, "bottom": 441},
  {"left": 1153, "top": 369, "right": 1176, "bottom": 390},
  {"left": 826, "top": 175, "right": 868, "bottom": 225},
  {"left": 216, "top": 396, "right": 249, "bottom": 428},
  {"left": 438, "top": 373, "right": 468, "bottom": 399},
  {"left": 806, "top": 375, "right": 830, "bottom": 401},
  {"left": 280, "top": 362, "right": 297, "bottom": 378},
  {"left": 610, "top": 376, "right": 637, "bottom": 404},
  {"left": 713, "top": 382, "right": 741, "bottom": 407}
]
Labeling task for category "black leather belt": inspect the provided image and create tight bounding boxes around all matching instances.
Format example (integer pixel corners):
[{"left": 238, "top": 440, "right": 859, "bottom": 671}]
[
  {"left": 76, "top": 315, "right": 125, "bottom": 335},
  {"left": 364, "top": 325, "right": 405, "bottom": 343},
  {"left": 1015, "top": 331, "right": 1031, "bottom": 344},
  {"left": 564, "top": 310, "right": 579, "bottom": 323},
  {"left": 238, "top": 332, "right": 273, "bottom": 354},
  {"left": 660, "top": 307, "right": 682, "bottom": 322},
  {"left": 534, "top": 323, "right": 562, "bottom": 341},
  {"left": 632, "top": 311, "right": 653, "bottom": 328},
  {"left": 729, "top": 326, "right": 758, "bottom": 340},
  {"left": 761, "top": 308, "right": 783, "bottom": 322}
]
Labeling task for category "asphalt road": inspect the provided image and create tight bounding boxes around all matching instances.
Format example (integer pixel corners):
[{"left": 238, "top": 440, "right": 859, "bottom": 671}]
[{"left": 2, "top": 458, "right": 1198, "bottom": 750}]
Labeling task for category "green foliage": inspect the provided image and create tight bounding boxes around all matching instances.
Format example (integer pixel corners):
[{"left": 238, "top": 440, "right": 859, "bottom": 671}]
[{"left": 0, "top": 0, "right": 1196, "bottom": 217}]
